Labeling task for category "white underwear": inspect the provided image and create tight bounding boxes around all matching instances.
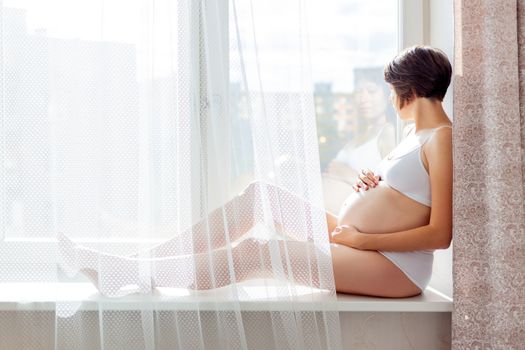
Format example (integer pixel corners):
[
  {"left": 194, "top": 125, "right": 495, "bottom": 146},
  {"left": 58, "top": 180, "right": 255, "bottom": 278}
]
[{"left": 377, "top": 250, "right": 434, "bottom": 292}]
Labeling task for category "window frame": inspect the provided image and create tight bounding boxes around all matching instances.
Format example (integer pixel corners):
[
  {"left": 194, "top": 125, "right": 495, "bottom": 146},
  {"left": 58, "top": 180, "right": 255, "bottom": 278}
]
[{"left": 395, "top": 0, "right": 431, "bottom": 140}]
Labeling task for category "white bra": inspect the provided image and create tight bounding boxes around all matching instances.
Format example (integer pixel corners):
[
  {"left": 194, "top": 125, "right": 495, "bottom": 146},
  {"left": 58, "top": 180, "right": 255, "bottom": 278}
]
[{"left": 375, "top": 125, "right": 452, "bottom": 207}]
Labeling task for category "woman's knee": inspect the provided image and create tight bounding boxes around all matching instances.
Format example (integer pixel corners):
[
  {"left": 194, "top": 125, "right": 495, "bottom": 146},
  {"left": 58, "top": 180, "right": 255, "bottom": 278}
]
[
  {"left": 236, "top": 180, "right": 260, "bottom": 202},
  {"left": 238, "top": 180, "right": 279, "bottom": 209}
]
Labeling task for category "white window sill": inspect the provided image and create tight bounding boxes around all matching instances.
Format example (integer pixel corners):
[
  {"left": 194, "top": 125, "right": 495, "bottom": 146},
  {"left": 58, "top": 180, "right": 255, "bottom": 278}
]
[{"left": 0, "top": 279, "right": 452, "bottom": 312}]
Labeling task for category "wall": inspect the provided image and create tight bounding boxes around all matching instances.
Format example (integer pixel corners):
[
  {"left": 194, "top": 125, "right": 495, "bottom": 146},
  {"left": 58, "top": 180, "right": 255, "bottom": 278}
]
[{"left": 0, "top": 310, "right": 451, "bottom": 349}]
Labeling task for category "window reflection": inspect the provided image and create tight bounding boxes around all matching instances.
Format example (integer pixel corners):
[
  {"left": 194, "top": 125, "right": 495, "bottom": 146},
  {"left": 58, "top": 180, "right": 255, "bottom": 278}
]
[
  {"left": 318, "top": 66, "right": 397, "bottom": 181},
  {"left": 317, "top": 65, "right": 399, "bottom": 213}
]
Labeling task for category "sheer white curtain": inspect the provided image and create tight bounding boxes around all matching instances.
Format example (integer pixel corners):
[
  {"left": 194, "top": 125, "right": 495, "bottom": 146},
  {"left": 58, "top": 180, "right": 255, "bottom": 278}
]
[{"left": 0, "top": 0, "right": 342, "bottom": 349}]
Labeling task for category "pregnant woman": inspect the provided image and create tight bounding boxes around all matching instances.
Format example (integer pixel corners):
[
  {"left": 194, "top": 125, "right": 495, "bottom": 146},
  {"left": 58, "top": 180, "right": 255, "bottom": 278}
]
[{"left": 58, "top": 45, "right": 453, "bottom": 298}]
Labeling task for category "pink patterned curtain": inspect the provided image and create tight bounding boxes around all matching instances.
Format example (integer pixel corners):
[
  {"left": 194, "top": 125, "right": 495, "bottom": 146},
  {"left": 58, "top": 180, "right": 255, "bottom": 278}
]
[{"left": 452, "top": 1, "right": 525, "bottom": 348}]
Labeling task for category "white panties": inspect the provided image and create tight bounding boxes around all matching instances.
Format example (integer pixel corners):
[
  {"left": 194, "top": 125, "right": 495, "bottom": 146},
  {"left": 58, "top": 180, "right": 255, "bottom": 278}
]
[{"left": 377, "top": 250, "right": 434, "bottom": 292}]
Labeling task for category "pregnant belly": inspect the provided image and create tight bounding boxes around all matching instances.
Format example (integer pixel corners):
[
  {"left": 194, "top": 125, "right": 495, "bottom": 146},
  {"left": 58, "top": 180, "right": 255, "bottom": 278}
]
[{"left": 336, "top": 181, "right": 431, "bottom": 234}]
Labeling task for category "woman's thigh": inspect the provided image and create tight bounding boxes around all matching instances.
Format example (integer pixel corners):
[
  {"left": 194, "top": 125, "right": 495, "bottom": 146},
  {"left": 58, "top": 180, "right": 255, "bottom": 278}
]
[{"left": 330, "top": 244, "right": 422, "bottom": 298}]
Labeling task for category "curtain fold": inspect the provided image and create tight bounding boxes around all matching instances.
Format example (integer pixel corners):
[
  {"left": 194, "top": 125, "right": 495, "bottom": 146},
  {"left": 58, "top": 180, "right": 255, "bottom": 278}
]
[
  {"left": 0, "top": 0, "right": 342, "bottom": 349},
  {"left": 452, "top": 0, "right": 525, "bottom": 348}
]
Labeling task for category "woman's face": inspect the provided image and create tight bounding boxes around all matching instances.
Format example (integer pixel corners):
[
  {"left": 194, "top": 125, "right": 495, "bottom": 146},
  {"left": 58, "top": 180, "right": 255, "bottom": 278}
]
[{"left": 355, "top": 80, "right": 386, "bottom": 121}]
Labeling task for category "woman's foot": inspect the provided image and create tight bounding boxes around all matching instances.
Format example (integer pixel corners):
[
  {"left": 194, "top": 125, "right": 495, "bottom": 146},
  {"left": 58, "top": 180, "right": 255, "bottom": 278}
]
[
  {"left": 56, "top": 232, "right": 155, "bottom": 297},
  {"left": 78, "top": 266, "right": 156, "bottom": 298}
]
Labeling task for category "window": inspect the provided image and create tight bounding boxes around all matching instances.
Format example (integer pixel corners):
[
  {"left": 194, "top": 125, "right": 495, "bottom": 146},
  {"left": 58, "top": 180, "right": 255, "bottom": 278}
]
[{"left": 1, "top": 0, "right": 437, "bottom": 281}]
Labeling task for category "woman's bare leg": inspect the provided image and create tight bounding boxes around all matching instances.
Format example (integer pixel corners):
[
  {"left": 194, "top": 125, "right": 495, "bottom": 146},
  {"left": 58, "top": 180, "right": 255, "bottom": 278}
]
[
  {"left": 329, "top": 244, "right": 423, "bottom": 298},
  {"left": 154, "top": 238, "right": 326, "bottom": 290},
  {"left": 58, "top": 232, "right": 421, "bottom": 298},
  {"left": 129, "top": 180, "right": 327, "bottom": 258},
  {"left": 57, "top": 232, "right": 326, "bottom": 295},
  {"left": 127, "top": 183, "right": 258, "bottom": 258},
  {"left": 185, "top": 242, "right": 422, "bottom": 297}
]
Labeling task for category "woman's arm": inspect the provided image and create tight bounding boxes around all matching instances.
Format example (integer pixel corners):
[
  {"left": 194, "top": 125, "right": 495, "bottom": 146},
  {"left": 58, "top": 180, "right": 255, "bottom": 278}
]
[
  {"left": 423, "top": 126, "right": 453, "bottom": 248},
  {"left": 358, "top": 225, "right": 447, "bottom": 251}
]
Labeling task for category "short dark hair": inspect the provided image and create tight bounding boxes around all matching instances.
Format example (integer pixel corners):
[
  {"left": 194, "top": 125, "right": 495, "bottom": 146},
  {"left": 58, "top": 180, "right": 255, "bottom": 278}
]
[{"left": 383, "top": 45, "right": 452, "bottom": 109}]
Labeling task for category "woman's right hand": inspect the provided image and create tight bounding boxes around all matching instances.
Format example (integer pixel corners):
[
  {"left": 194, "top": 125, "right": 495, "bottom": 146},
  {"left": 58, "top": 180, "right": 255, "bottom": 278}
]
[{"left": 353, "top": 168, "right": 381, "bottom": 192}]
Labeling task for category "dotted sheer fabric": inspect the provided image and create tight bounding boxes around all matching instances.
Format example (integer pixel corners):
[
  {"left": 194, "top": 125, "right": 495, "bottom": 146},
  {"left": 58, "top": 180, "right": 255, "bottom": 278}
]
[{"left": 0, "top": 0, "right": 342, "bottom": 349}]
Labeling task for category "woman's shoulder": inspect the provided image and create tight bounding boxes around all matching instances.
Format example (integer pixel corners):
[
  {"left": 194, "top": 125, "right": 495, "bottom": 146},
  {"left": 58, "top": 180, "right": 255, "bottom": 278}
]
[
  {"left": 421, "top": 125, "right": 452, "bottom": 160},
  {"left": 426, "top": 124, "right": 453, "bottom": 141}
]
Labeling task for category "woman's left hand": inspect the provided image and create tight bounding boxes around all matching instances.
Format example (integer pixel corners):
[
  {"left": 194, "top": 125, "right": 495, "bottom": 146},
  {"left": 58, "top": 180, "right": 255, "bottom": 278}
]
[{"left": 329, "top": 224, "right": 364, "bottom": 249}]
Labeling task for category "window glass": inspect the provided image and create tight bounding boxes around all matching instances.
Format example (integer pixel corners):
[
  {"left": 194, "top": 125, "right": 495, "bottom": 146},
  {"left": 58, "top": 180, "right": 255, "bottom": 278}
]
[
  {"left": 311, "top": 1, "right": 399, "bottom": 181},
  {"left": 229, "top": 0, "right": 400, "bottom": 204}
]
